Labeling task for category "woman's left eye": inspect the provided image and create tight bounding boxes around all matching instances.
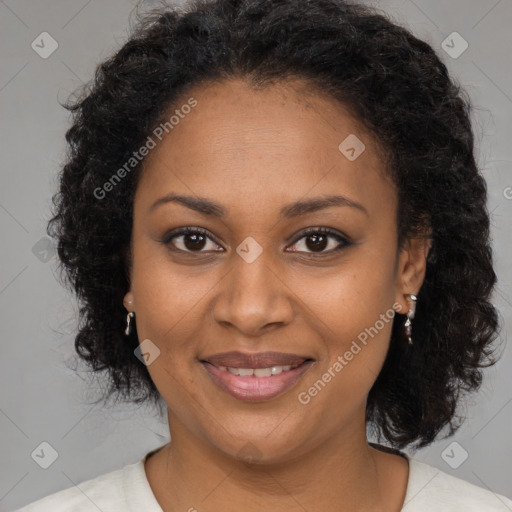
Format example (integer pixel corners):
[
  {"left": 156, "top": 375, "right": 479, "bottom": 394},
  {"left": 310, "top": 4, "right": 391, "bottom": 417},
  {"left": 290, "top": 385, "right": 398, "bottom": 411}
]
[{"left": 287, "top": 228, "right": 350, "bottom": 254}]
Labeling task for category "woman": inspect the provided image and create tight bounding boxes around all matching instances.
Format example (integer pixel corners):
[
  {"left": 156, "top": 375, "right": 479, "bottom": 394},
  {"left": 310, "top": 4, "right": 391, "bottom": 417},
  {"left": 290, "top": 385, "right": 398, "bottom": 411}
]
[{"left": 16, "top": 0, "right": 512, "bottom": 510}]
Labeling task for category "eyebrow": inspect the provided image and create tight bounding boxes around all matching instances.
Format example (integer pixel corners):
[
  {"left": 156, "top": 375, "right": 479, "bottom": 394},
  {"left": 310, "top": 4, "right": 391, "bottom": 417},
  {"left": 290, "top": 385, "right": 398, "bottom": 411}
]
[{"left": 148, "top": 193, "right": 368, "bottom": 218}]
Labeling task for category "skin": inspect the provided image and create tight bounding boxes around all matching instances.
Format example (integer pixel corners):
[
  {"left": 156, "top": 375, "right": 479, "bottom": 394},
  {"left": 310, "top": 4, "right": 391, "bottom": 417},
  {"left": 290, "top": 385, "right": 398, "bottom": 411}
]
[{"left": 123, "top": 77, "right": 431, "bottom": 512}]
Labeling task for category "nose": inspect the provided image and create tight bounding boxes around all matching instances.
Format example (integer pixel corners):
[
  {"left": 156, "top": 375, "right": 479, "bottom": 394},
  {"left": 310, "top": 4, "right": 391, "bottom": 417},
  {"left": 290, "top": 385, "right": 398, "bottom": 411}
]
[{"left": 211, "top": 248, "right": 294, "bottom": 336}]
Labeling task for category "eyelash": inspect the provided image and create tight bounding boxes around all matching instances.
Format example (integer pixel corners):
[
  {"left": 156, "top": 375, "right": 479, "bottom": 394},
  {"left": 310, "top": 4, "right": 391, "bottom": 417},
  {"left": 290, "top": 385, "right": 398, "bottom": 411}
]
[{"left": 161, "top": 226, "right": 351, "bottom": 256}]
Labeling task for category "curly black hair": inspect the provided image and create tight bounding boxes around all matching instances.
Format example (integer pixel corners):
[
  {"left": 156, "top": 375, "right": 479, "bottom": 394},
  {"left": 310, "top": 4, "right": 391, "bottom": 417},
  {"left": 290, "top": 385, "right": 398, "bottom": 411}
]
[{"left": 48, "top": 0, "right": 501, "bottom": 449}]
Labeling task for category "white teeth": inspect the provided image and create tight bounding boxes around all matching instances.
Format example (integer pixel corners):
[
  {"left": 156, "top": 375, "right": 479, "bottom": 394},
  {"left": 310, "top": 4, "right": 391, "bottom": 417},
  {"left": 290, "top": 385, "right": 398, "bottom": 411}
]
[
  {"left": 219, "top": 364, "right": 299, "bottom": 377},
  {"left": 254, "top": 367, "right": 272, "bottom": 377}
]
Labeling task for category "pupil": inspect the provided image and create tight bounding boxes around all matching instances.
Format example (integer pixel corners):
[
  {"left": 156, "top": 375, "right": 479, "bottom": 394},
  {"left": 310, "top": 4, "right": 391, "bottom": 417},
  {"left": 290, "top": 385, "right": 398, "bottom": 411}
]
[
  {"left": 306, "top": 234, "right": 327, "bottom": 252},
  {"left": 185, "top": 233, "right": 206, "bottom": 251}
]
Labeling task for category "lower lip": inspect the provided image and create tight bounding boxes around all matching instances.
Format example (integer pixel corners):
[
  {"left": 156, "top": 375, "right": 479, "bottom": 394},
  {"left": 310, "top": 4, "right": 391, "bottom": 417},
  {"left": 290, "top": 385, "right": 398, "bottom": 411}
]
[{"left": 200, "top": 360, "right": 314, "bottom": 402}]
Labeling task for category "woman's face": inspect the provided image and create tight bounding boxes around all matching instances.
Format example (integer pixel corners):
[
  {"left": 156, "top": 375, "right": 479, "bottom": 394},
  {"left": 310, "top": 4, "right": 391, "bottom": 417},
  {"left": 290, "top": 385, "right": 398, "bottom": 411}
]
[{"left": 125, "top": 78, "right": 426, "bottom": 463}]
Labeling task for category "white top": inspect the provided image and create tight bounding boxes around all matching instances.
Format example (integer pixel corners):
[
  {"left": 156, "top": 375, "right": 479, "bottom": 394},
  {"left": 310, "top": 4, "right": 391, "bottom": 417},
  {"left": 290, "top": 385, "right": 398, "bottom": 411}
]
[{"left": 14, "top": 446, "right": 512, "bottom": 511}]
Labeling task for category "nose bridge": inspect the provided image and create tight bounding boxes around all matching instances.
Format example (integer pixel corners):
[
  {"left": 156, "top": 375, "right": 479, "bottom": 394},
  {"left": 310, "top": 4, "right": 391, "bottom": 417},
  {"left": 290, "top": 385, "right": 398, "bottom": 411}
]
[
  {"left": 212, "top": 239, "right": 293, "bottom": 333},
  {"left": 232, "top": 243, "right": 274, "bottom": 297}
]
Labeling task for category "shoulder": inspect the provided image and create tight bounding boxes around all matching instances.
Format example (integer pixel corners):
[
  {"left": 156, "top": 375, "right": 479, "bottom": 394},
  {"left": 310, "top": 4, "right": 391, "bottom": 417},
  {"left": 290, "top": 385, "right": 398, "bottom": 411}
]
[
  {"left": 13, "top": 460, "right": 147, "bottom": 512},
  {"left": 403, "top": 457, "right": 512, "bottom": 511}
]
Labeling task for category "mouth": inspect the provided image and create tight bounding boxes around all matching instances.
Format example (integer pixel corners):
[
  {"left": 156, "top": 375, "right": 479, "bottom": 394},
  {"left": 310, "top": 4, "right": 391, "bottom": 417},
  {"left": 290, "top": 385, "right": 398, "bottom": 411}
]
[{"left": 199, "top": 351, "right": 315, "bottom": 402}]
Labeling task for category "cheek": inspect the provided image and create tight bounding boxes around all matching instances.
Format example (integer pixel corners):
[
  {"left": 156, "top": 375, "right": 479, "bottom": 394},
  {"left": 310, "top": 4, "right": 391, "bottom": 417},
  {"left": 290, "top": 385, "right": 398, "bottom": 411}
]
[
  {"left": 327, "top": 267, "right": 396, "bottom": 350},
  {"left": 129, "top": 245, "right": 221, "bottom": 403},
  {"left": 294, "top": 246, "right": 397, "bottom": 407},
  {"left": 131, "top": 240, "right": 216, "bottom": 337},
  {"left": 295, "top": 295, "right": 395, "bottom": 431},
  {"left": 130, "top": 254, "right": 208, "bottom": 417},
  {"left": 295, "top": 244, "right": 397, "bottom": 346}
]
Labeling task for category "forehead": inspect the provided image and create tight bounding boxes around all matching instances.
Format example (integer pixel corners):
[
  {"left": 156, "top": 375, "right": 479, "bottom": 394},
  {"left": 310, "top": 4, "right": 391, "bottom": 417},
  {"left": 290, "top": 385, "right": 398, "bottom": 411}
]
[{"left": 135, "top": 77, "right": 394, "bottom": 218}]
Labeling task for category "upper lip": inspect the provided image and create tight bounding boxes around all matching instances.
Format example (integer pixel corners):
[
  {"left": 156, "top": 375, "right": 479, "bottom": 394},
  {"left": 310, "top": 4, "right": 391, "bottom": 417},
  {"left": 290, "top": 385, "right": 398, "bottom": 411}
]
[{"left": 201, "top": 351, "right": 313, "bottom": 369}]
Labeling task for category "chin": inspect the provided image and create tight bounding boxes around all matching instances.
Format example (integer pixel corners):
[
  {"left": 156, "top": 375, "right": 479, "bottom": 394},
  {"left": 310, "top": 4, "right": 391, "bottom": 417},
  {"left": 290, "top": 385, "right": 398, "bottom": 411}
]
[{"left": 207, "top": 428, "right": 311, "bottom": 467}]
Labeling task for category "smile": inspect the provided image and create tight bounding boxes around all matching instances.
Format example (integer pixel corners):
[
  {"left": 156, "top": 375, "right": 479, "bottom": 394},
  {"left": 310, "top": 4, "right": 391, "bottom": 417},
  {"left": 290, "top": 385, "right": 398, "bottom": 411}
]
[{"left": 200, "top": 359, "right": 314, "bottom": 402}]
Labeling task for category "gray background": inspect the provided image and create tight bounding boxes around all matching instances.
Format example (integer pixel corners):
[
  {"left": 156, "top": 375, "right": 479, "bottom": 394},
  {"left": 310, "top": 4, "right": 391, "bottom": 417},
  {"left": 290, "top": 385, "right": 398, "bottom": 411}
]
[{"left": 1, "top": 0, "right": 511, "bottom": 510}]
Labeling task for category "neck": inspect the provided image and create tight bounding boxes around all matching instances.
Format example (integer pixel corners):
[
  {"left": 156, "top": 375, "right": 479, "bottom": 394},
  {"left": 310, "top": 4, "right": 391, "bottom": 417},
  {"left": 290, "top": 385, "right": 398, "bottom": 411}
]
[{"left": 145, "top": 411, "right": 406, "bottom": 512}]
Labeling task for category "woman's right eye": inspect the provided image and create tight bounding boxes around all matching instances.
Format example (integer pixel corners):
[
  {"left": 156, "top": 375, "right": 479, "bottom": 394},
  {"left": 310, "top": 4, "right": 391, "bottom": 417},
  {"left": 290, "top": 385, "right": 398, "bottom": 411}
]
[{"left": 163, "top": 227, "right": 224, "bottom": 253}]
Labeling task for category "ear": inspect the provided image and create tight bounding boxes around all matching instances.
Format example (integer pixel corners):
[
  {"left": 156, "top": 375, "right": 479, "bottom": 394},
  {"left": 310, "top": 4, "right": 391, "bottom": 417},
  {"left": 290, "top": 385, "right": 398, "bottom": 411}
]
[
  {"left": 123, "top": 291, "right": 135, "bottom": 311},
  {"left": 394, "top": 235, "right": 432, "bottom": 315}
]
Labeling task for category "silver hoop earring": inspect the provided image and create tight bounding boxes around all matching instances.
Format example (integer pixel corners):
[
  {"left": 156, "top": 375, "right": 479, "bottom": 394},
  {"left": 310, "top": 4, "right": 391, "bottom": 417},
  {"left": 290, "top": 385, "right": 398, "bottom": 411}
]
[
  {"left": 403, "top": 294, "right": 417, "bottom": 345},
  {"left": 125, "top": 311, "right": 135, "bottom": 336}
]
